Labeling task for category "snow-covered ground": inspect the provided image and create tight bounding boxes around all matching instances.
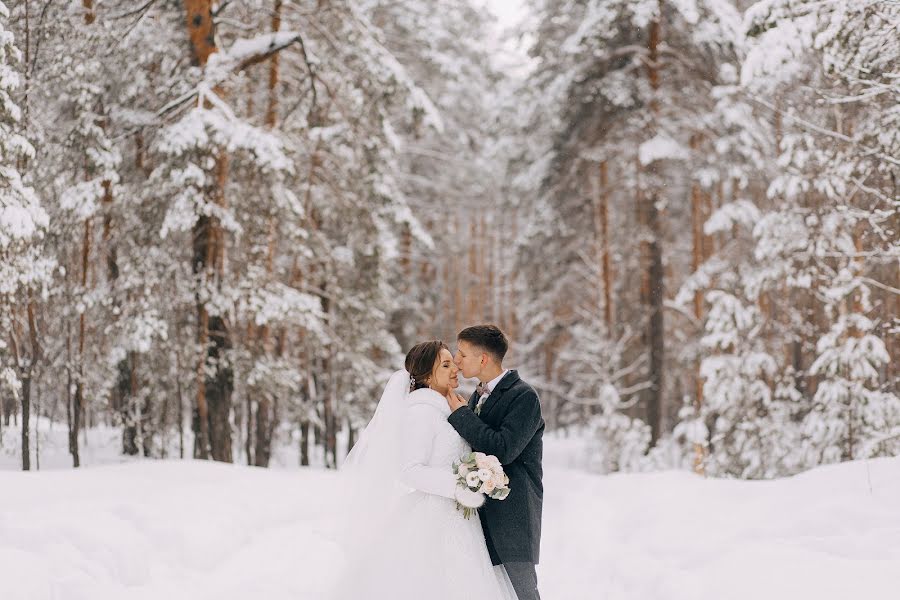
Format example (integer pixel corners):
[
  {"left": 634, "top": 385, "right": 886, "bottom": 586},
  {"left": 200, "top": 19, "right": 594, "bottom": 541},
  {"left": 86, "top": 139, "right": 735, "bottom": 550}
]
[{"left": 2, "top": 427, "right": 900, "bottom": 599}]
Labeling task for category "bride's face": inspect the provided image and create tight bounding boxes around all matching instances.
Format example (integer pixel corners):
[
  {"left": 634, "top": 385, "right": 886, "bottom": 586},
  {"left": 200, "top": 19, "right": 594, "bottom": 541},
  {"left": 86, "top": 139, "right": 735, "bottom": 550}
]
[{"left": 429, "top": 348, "right": 459, "bottom": 395}]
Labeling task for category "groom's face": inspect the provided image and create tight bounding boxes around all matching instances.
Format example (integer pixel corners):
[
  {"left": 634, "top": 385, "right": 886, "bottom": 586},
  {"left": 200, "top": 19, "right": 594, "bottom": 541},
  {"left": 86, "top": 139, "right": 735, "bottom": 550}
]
[{"left": 454, "top": 340, "right": 484, "bottom": 380}]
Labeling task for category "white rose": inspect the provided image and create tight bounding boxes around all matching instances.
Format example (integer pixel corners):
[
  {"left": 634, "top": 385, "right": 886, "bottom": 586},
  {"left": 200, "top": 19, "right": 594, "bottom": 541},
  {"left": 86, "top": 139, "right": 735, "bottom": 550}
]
[
  {"left": 477, "top": 468, "right": 492, "bottom": 482},
  {"left": 474, "top": 453, "right": 490, "bottom": 469},
  {"left": 466, "top": 472, "right": 482, "bottom": 488},
  {"left": 480, "top": 480, "right": 496, "bottom": 494},
  {"left": 457, "top": 463, "right": 470, "bottom": 476}
]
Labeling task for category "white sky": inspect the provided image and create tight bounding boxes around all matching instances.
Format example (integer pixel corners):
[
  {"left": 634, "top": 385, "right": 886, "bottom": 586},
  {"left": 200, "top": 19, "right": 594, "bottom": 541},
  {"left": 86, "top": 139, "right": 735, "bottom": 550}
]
[
  {"left": 484, "top": 0, "right": 529, "bottom": 28},
  {"left": 481, "top": 0, "right": 535, "bottom": 76}
]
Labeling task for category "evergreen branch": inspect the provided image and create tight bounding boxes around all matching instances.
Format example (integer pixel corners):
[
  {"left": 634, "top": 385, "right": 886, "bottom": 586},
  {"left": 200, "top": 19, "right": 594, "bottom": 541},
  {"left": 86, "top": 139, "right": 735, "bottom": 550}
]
[{"left": 747, "top": 94, "right": 900, "bottom": 167}]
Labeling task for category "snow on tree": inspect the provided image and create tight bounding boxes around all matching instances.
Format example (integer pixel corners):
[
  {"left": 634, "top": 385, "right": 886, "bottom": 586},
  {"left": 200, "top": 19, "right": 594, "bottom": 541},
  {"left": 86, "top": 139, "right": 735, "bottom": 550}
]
[{"left": 0, "top": 1, "right": 53, "bottom": 470}]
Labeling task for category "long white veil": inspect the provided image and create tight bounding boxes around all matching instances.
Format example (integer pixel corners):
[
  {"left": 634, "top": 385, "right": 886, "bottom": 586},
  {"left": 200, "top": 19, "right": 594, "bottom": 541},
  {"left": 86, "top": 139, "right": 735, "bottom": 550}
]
[{"left": 336, "top": 369, "right": 412, "bottom": 549}]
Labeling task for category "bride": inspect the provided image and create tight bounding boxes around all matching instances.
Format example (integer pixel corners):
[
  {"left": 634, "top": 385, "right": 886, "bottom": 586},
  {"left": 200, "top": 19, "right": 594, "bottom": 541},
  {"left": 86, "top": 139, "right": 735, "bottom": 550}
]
[{"left": 334, "top": 340, "right": 517, "bottom": 600}]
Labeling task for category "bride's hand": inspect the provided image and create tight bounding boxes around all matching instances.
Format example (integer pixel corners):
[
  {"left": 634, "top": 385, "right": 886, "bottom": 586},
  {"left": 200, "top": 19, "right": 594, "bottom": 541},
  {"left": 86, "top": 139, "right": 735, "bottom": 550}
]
[{"left": 445, "top": 390, "right": 467, "bottom": 412}]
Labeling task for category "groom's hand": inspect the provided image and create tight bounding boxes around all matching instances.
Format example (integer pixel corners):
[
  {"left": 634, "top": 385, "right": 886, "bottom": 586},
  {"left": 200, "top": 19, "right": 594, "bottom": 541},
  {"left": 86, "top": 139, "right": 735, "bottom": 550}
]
[{"left": 446, "top": 390, "right": 468, "bottom": 412}]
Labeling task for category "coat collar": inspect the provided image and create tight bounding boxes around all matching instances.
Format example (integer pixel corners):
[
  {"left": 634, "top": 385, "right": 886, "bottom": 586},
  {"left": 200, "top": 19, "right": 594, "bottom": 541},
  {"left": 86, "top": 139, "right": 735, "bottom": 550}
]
[
  {"left": 408, "top": 388, "right": 451, "bottom": 417},
  {"left": 492, "top": 369, "right": 519, "bottom": 394},
  {"left": 472, "top": 370, "right": 520, "bottom": 418}
]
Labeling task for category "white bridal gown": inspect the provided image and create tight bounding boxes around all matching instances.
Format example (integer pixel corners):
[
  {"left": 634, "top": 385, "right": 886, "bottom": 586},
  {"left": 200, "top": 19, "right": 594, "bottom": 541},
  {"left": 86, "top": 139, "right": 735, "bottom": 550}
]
[{"left": 334, "top": 386, "right": 517, "bottom": 600}]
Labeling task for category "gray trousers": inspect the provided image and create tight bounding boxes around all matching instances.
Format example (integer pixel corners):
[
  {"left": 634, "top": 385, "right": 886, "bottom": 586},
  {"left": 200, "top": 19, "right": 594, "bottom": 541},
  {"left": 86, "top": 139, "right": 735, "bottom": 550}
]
[{"left": 504, "top": 562, "right": 541, "bottom": 600}]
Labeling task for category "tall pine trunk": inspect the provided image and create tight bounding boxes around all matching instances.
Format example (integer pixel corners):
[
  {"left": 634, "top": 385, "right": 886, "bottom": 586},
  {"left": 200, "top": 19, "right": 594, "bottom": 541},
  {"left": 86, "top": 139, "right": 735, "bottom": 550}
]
[
  {"left": 299, "top": 420, "right": 310, "bottom": 466},
  {"left": 689, "top": 135, "right": 706, "bottom": 474},
  {"left": 251, "top": 0, "right": 284, "bottom": 469},
  {"left": 21, "top": 372, "right": 30, "bottom": 471},
  {"left": 639, "top": 5, "right": 666, "bottom": 447},
  {"left": 185, "top": 0, "right": 233, "bottom": 462}
]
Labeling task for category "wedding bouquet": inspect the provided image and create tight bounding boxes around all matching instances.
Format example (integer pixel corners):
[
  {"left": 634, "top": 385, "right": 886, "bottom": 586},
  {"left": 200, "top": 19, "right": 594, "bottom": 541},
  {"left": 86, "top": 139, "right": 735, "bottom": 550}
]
[{"left": 452, "top": 452, "right": 511, "bottom": 519}]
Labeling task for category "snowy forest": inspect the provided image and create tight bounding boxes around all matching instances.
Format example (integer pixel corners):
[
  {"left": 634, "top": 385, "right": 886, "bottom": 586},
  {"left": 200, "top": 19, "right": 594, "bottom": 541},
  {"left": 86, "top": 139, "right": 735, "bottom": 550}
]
[{"left": 1, "top": 0, "right": 898, "bottom": 480}]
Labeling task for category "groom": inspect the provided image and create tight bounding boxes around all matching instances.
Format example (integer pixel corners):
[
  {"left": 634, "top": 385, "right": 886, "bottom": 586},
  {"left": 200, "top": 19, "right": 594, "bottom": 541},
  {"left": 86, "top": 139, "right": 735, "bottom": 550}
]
[{"left": 446, "top": 325, "right": 544, "bottom": 600}]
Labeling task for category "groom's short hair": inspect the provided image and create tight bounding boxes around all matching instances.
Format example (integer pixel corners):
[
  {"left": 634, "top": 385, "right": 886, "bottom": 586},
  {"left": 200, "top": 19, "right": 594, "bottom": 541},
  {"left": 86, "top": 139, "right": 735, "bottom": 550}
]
[{"left": 458, "top": 325, "right": 508, "bottom": 365}]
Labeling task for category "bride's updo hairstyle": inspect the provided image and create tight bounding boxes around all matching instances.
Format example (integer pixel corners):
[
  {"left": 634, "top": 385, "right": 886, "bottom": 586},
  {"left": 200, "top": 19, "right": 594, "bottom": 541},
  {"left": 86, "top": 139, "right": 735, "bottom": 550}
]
[{"left": 405, "top": 340, "right": 449, "bottom": 392}]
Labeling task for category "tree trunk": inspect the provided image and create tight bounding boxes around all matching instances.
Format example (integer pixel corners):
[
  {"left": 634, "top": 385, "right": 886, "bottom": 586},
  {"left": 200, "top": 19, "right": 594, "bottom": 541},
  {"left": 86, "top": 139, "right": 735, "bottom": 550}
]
[
  {"left": 176, "top": 349, "right": 185, "bottom": 459},
  {"left": 73, "top": 216, "right": 92, "bottom": 465},
  {"left": 689, "top": 135, "right": 706, "bottom": 474},
  {"left": 299, "top": 420, "right": 310, "bottom": 466},
  {"left": 160, "top": 376, "right": 169, "bottom": 458},
  {"left": 596, "top": 160, "right": 613, "bottom": 330},
  {"left": 206, "top": 315, "right": 233, "bottom": 462},
  {"left": 66, "top": 316, "right": 80, "bottom": 467},
  {"left": 249, "top": 0, "right": 284, "bottom": 470},
  {"left": 121, "top": 353, "right": 140, "bottom": 455},
  {"left": 640, "top": 5, "right": 666, "bottom": 447},
  {"left": 34, "top": 378, "right": 40, "bottom": 470},
  {"left": 321, "top": 299, "right": 337, "bottom": 469},
  {"left": 347, "top": 419, "right": 356, "bottom": 456},
  {"left": 21, "top": 374, "right": 30, "bottom": 471},
  {"left": 246, "top": 394, "right": 254, "bottom": 465},
  {"left": 254, "top": 395, "right": 272, "bottom": 467},
  {"left": 82, "top": 0, "right": 95, "bottom": 24},
  {"left": 185, "top": 0, "right": 233, "bottom": 462},
  {"left": 184, "top": 0, "right": 217, "bottom": 67}
]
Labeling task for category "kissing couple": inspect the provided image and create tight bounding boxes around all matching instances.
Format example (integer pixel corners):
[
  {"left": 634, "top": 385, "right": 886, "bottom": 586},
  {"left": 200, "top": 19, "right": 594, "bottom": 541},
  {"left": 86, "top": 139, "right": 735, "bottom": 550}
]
[{"left": 335, "top": 325, "right": 544, "bottom": 600}]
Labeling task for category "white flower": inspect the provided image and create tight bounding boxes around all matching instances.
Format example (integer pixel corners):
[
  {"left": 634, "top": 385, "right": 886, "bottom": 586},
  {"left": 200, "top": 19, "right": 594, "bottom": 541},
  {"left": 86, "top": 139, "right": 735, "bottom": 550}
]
[
  {"left": 485, "top": 455, "right": 502, "bottom": 470},
  {"left": 466, "top": 472, "right": 482, "bottom": 488},
  {"left": 457, "top": 463, "right": 470, "bottom": 476},
  {"left": 477, "top": 468, "right": 492, "bottom": 482},
  {"left": 480, "top": 480, "right": 496, "bottom": 494}
]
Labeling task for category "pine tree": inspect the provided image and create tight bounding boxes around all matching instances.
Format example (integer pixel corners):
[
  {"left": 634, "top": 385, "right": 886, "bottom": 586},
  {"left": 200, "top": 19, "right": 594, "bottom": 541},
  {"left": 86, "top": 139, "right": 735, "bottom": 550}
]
[{"left": 0, "top": 1, "right": 52, "bottom": 470}]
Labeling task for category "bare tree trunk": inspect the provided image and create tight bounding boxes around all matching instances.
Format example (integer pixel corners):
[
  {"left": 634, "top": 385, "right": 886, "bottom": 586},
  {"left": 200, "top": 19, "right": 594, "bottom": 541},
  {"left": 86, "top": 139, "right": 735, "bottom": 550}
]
[
  {"left": 160, "top": 378, "right": 170, "bottom": 458},
  {"left": 65, "top": 289, "right": 80, "bottom": 467},
  {"left": 21, "top": 373, "right": 30, "bottom": 471},
  {"left": 254, "top": 395, "right": 272, "bottom": 467},
  {"left": 508, "top": 214, "right": 519, "bottom": 341},
  {"left": 347, "top": 418, "right": 356, "bottom": 456},
  {"left": 70, "top": 219, "right": 91, "bottom": 467},
  {"left": 35, "top": 378, "right": 40, "bottom": 470},
  {"left": 122, "top": 352, "right": 140, "bottom": 455},
  {"left": 82, "top": 0, "right": 95, "bottom": 24},
  {"left": 639, "top": 5, "right": 666, "bottom": 447},
  {"left": 299, "top": 419, "right": 310, "bottom": 466},
  {"left": 596, "top": 160, "right": 613, "bottom": 330},
  {"left": 452, "top": 216, "right": 464, "bottom": 333},
  {"left": 466, "top": 217, "right": 480, "bottom": 322},
  {"left": 175, "top": 343, "right": 185, "bottom": 459},
  {"left": 246, "top": 393, "right": 254, "bottom": 465},
  {"left": 321, "top": 293, "right": 337, "bottom": 469},
  {"left": 689, "top": 135, "right": 706, "bottom": 474}
]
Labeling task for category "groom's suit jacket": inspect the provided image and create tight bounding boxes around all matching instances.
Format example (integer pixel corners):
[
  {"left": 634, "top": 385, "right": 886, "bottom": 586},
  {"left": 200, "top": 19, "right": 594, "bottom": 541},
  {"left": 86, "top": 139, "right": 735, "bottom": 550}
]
[{"left": 447, "top": 369, "right": 544, "bottom": 566}]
